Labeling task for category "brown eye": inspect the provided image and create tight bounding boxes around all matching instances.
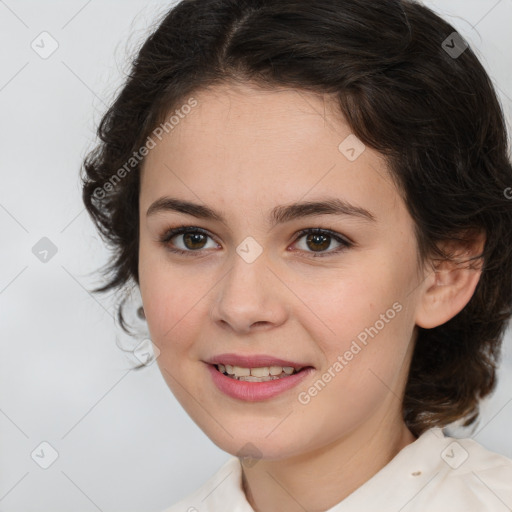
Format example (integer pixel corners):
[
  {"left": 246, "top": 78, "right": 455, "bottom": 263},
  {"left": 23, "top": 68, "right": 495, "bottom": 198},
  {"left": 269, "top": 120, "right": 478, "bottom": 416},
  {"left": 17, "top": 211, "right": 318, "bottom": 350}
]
[
  {"left": 160, "top": 226, "right": 352, "bottom": 258},
  {"left": 160, "top": 226, "right": 218, "bottom": 255},
  {"left": 293, "top": 228, "right": 352, "bottom": 258},
  {"left": 181, "top": 232, "right": 208, "bottom": 250},
  {"left": 304, "top": 233, "right": 331, "bottom": 252}
]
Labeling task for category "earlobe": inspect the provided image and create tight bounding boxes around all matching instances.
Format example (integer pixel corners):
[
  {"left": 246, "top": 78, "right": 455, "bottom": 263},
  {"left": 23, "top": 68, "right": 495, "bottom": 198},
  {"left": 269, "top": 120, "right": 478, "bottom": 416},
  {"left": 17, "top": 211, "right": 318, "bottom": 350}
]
[{"left": 415, "top": 232, "right": 485, "bottom": 329}]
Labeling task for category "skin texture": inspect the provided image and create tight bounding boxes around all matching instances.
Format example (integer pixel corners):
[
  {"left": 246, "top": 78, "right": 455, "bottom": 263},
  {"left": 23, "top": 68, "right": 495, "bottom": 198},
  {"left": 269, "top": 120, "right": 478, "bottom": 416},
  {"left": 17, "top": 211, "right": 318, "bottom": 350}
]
[{"left": 138, "top": 83, "right": 484, "bottom": 512}]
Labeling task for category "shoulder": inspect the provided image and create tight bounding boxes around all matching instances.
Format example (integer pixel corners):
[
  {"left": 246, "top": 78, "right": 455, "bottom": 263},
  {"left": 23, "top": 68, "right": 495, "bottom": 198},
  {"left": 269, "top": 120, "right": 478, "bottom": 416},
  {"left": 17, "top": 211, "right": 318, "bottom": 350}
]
[
  {"left": 410, "top": 430, "right": 512, "bottom": 511},
  {"left": 339, "top": 427, "right": 512, "bottom": 511},
  {"left": 159, "top": 456, "right": 246, "bottom": 512}
]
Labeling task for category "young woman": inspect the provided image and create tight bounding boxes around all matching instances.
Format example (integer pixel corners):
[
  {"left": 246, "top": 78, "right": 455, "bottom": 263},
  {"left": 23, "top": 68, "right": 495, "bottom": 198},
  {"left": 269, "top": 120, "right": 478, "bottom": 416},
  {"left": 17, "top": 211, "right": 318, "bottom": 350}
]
[{"left": 81, "top": 0, "right": 512, "bottom": 510}]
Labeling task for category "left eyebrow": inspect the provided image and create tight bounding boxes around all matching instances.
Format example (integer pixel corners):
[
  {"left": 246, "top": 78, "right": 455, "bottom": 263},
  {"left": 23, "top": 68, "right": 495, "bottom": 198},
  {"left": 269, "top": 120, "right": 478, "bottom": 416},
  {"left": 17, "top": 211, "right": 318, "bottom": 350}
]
[{"left": 146, "top": 196, "right": 377, "bottom": 227}]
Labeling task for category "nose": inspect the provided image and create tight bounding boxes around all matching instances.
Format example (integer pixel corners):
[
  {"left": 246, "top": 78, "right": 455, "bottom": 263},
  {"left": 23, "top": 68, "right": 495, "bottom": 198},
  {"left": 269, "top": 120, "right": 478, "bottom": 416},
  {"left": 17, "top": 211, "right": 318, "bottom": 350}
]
[{"left": 209, "top": 250, "right": 289, "bottom": 334}]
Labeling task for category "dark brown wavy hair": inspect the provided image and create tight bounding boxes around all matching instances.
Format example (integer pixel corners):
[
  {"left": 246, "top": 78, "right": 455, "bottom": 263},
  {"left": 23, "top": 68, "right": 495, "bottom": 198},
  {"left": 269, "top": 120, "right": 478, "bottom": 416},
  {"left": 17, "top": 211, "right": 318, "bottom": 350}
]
[{"left": 81, "top": 0, "right": 512, "bottom": 437}]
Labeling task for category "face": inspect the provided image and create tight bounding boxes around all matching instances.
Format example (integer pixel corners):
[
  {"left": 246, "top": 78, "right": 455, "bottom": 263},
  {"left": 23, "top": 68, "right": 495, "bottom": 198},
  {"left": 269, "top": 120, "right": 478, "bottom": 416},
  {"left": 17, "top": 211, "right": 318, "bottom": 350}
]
[{"left": 138, "top": 83, "right": 425, "bottom": 460}]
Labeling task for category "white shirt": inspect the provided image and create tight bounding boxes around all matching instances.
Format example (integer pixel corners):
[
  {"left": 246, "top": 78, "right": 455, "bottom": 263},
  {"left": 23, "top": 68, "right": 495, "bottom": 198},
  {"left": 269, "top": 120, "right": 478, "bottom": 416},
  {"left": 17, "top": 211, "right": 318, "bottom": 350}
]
[{"left": 161, "top": 427, "right": 512, "bottom": 511}]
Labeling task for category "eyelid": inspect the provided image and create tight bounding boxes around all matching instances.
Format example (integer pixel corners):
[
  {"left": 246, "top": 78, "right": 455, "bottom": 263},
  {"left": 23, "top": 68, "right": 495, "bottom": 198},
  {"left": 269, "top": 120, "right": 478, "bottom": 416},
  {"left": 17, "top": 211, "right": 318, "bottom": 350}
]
[{"left": 159, "top": 225, "right": 353, "bottom": 257}]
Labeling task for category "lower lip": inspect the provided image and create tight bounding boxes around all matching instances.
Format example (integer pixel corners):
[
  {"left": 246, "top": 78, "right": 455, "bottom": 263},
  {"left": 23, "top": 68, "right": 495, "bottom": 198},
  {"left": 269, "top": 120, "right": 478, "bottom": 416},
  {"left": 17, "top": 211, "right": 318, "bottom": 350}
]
[{"left": 206, "top": 363, "right": 315, "bottom": 402}]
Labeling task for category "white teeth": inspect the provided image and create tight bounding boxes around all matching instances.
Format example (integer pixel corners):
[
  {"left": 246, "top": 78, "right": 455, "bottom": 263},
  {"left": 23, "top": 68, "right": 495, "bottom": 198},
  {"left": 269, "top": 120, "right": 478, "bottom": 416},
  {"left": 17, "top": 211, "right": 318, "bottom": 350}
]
[
  {"left": 240, "top": 375, "right": 276, "bottom": 382},
  {"left": 233, "top": 366, "right": 251, "bottom": 377},
  {"left": 269, "top": 366, "right": 283, "bottom": 375},
  {"left": 250, "top": 367, "right": 269, "bottom": 377},
  {"left": 216, "top": 363, "right": 304, "bottom": 380}
]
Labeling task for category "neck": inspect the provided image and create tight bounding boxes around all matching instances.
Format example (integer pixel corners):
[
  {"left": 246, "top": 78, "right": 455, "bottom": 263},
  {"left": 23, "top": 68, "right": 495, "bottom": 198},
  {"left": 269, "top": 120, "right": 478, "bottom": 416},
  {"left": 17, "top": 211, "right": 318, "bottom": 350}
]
[{"left": 241, "top": 419, "right": 417, "bottom": 512}]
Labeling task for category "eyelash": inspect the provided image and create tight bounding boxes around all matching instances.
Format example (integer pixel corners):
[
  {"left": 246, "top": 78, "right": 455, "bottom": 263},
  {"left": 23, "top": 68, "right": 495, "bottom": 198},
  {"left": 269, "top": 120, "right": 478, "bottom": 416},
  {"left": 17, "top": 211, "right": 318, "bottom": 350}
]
[{"left": 159, "top": 225, "right": 353, "bottom": 258}]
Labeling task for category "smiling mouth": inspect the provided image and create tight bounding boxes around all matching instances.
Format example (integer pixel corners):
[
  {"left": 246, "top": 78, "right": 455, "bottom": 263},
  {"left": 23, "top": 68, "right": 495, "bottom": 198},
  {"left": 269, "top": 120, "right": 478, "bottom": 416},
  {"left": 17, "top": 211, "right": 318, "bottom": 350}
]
[{"left": 215, "top": 363, "right": 309, "bottom": 382}]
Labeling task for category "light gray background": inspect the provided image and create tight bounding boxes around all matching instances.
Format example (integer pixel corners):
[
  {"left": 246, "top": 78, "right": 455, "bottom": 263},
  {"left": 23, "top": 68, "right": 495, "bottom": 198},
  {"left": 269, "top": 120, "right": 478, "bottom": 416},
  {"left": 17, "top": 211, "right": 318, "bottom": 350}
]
[{"left": 0, "top": 1, "right": 511, "bottom": 511}]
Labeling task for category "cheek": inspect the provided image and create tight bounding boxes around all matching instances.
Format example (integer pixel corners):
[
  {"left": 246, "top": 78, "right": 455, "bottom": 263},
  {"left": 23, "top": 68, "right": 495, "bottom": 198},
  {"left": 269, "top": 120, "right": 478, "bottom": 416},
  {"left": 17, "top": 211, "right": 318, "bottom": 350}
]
[
  {"left": 139, "top": 246, "right": 182, "bottom": 340},
  {"left": 293, "top": 260, "right": 402, "bottom": 343},
  {"left": 138, "top": 249, "right": 212, "bottom": 359},
  {"left": 293, "top": 254, "right": 414, "bottom": 384},
  {"left": 295, "top": 276, "right": 412, "bottom": 429},
  {"left": 140, "top": 276, "right": 195, "bottom": 341}
]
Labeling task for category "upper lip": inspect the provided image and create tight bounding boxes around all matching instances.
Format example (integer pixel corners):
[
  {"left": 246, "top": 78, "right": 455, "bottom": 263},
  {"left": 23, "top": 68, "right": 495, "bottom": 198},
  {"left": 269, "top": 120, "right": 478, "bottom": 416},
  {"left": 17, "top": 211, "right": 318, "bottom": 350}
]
[{"left": 205, "top": 353, "right": 313, "bottom": 369}]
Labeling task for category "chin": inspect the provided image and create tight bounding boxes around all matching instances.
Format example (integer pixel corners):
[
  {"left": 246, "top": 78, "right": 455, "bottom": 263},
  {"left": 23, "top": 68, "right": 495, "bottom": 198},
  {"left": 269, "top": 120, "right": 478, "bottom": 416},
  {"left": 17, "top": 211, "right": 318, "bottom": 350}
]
[{"left": 202, "top": 423, "right": 306, "bottom": 462}]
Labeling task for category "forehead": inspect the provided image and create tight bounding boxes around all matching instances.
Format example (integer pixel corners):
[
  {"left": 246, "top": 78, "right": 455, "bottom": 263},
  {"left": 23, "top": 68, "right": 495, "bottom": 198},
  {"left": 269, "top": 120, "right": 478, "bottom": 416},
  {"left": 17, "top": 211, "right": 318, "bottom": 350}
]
[
  {"left": 140, "top": 83, "right": 402, "bottom": 225},
  {"left": 151, "top": 83, "right": 355, "bottom": 160}
]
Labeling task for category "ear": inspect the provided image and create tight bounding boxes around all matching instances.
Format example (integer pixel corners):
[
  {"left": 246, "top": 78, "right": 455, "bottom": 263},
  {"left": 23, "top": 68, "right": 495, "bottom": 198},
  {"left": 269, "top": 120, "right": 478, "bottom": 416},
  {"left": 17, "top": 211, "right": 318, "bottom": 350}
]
[{"left": 415, "top": 230, "right": 486, "bottom": 329}]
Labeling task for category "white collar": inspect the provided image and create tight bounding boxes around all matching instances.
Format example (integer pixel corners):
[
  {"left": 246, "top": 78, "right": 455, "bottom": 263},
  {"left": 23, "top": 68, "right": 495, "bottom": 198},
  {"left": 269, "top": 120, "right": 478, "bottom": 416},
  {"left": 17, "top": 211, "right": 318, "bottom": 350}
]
[{"left": 165, "top": 427, "right": 512, "bottom": 511}]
